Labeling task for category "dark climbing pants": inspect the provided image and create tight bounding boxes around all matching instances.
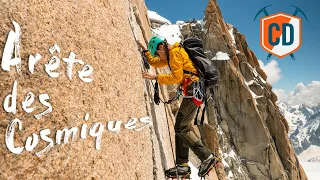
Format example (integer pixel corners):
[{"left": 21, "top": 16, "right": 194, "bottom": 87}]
[{"left": 174, "top": 95, "right": 212, "bottom": 164}]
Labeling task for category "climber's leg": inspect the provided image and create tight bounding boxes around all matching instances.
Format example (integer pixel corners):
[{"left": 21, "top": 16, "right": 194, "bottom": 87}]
[{"left": 175, "top": 98, "right": 212, "bottom": 162}]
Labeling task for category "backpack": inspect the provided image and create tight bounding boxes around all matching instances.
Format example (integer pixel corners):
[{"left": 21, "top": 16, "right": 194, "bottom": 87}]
[
  {"left": 181, "top": 37, "right": 219, "bottom": 88},
  {"left": 181, "top": 37, "right": 220, "bottom": 125}
]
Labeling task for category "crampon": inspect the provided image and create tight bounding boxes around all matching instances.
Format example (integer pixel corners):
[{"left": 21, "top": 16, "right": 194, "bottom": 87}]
[
  {"left": 165, "top": 173, "right": 191, "bottom": 180},
  {"left": 198, "top": 156, "right": 222, "bottom": 179},
  {"left": 199, "top": 162, "right": 222, "bottom": 180},
  {"left": 165, "top": 165, "right": 191, "bottom": 180}
]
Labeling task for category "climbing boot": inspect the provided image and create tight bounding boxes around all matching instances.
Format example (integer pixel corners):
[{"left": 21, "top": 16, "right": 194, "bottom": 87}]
[
  {"left": 198, "top": 154, "right": 221, "bottom": 177},
  {"left": 165, "top": 164, "right": 191, "bottom": 179}
]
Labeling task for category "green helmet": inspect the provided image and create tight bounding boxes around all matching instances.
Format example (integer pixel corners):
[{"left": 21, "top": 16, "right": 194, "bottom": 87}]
[{"left": 148, "top": 36, "right": 166, "bottom": 56}]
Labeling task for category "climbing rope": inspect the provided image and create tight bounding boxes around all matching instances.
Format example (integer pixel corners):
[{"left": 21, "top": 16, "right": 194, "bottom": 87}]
[
  {"left": 152, "top": 81, "right": 182, "bottom": 105},
  {"left": 124, "top": 3, "right": 180, "bottom": 178}
]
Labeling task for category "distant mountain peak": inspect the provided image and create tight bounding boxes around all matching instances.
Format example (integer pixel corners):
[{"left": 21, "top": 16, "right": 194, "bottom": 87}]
[
  {"left": 278, "top": 101, "right": 320, "bottom": 156},
  {"left": 307, "top": 156, "right": 320, "bottom": 163}
]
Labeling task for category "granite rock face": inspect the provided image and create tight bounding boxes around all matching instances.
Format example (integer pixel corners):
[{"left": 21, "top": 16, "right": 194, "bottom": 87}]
[{"left": 0, "top": 0, "right": 176, "bottom": 179}]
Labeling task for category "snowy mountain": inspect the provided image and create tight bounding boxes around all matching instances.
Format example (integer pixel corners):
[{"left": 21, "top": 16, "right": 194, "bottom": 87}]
[
  {"left": 278, "top": 102, "right": 316, "bottom": 136},
  {"left": 278, "top": 101, "right": 320, "bottom": 156}
]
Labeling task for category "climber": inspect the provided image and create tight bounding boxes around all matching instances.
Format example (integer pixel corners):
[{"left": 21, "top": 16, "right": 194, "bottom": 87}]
[{"left": 137, "top": 36, "right": 220, "bottom": 179}]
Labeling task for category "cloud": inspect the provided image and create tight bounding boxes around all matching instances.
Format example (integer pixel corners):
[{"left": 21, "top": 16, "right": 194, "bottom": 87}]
[
  {"left": 273, "top": 88, "right": 288, "bottom": 102},
  {"left": 273, "top": 81, "right": 320, "bottom": 107},
  {"left": 292, "top": 82, "right": 306, "bottom": 95},
  {"left": 258, "top": 60, "right": 282, "bottom": 84}
]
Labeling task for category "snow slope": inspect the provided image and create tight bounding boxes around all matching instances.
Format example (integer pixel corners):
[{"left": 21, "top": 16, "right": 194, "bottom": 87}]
[
  {"left": 299, "top": 145, "right": 320, "bottom": 162},
  {"left": 299, "top": 162, "right": 320, "bottom": 180}
]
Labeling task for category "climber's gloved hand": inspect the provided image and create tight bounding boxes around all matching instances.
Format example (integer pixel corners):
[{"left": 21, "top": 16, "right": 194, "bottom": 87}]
[
  {"left": 137, "top": 40, "right": 147, "bottom": 51},
  {"left": 142, "top": 71, "right": 157, "bottom": 80}
]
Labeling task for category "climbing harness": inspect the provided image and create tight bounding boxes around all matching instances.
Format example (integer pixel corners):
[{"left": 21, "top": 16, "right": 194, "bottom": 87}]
[{"left": 151, "top": 75, "right": 204, "bottom": 106}]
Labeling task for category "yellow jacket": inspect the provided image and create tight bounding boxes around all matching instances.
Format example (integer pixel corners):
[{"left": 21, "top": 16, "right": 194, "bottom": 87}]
[{"left": 144, "top": 42, "right": 199, "bottom": 85}]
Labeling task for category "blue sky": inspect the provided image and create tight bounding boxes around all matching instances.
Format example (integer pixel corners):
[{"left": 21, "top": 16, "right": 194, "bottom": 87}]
[{"left": 145, "top": 0, "right": 320, "bottom": 93}]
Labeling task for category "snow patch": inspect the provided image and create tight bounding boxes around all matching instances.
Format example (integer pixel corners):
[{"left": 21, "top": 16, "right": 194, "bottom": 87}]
[
  {"left": 251, "top": 67, "right": 259, "bottom": 79},
  {"left": 292, "top": 104, "right": 300, "bottom": 109},
  {"left": 248, "top": 88, "right": 264, "bottom": 105},
  {"left": 246, "top": 62, "right": 266, "bottom": 85},
  {"left": 147, "top": 10, "right": 171, "bottom": 25},
  {"left": 222, "top": 158, "right": 229, "bottom": 168},
  {"left": 238, "top": 166, "right": 242, "bottom": 173},
  {"left": 217, "top": 125, "right": 223, "bottom": 135},
  {"left": 188, "top": 161, "right": 200, "bottom": 180},
  {"left": 212, "top": 51, "right": 230, "bottom": 61},
  {"left": 227, "top": 171, "right": 234, "bottom": 179},
  {"left": 305, "top": 106, "right": 315, "bottom": 114},
  {"left": 228, "top": 149, "right": 236, "bottom": 159},
  {"left": 258, "top": 75, "right": 267, "bottom": 84},
  {"left": 199, "top": 19, "right": 207, "bottom": 34},
  {"left": 245, "top": 80, "right": 255, "bottom": 86},
  {"left": 244, "top": 79, "right": 264, "bottom": 105},
  {"left": 152, "top": 24, "right": 182, "bottom": 45},
  {"left": 228, "top": 28, "right": 236, "bottom": 46},
  {"left": 176, "top": 20, "right": 185, "bottom": 25}
]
